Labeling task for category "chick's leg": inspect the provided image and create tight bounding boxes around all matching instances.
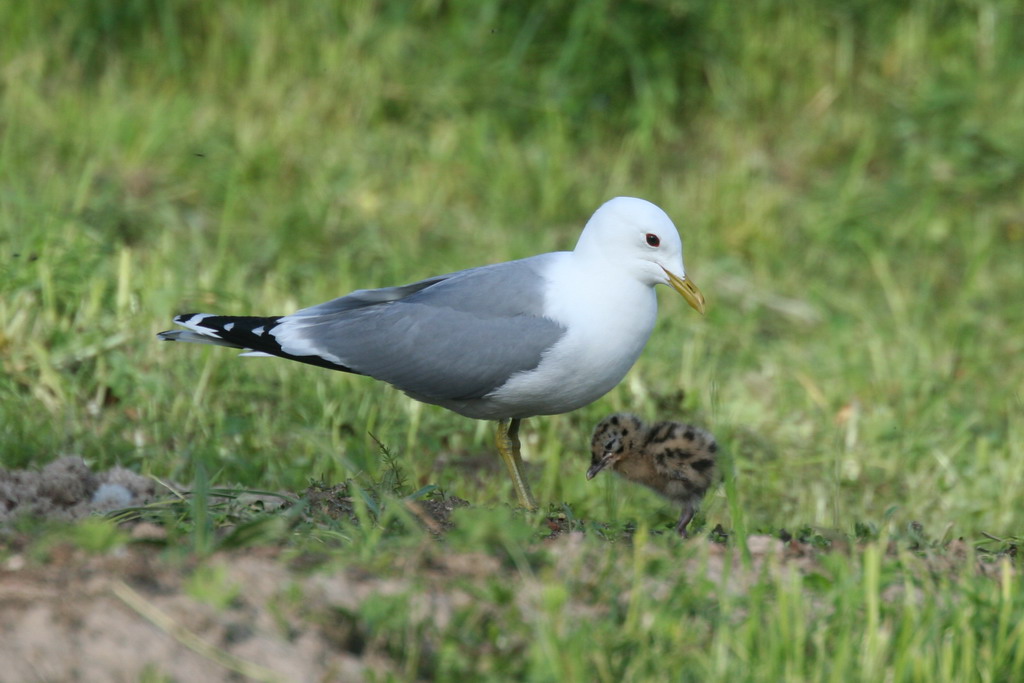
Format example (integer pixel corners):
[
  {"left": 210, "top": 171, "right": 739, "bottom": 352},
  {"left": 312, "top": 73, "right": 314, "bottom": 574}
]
[{"left": 675, "top": 500, "right": 697, "bottom": 538}]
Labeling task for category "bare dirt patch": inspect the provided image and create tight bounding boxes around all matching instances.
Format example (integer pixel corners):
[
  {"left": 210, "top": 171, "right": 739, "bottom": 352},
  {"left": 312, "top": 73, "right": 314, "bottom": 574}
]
[{"left": 0, "top": 547, "right": 392, "bottom": 682}]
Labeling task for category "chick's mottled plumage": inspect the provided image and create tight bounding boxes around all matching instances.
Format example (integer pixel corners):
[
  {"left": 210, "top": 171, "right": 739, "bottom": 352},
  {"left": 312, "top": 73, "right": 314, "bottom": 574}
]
[{"left": 587, "top": 413, "right": 718, "bottom": 537}]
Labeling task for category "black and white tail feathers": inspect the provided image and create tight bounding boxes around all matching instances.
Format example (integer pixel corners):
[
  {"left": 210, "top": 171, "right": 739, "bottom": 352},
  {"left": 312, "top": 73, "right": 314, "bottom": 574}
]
[
  {"left": 158, "top": 313, "right": 354, "bottom": 373},
  {"left": 157, "top": 313, "right": 269, "bottom": 349}
]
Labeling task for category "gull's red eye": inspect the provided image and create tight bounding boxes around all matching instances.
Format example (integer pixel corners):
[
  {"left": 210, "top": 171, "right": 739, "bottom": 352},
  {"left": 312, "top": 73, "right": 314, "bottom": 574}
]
[{"left": 645, "top": 233, "right": 660, "bottom": 247}]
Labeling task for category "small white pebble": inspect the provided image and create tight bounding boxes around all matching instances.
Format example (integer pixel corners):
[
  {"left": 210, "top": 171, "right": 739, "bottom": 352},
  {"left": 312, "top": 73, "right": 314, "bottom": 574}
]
[{"left": 91, "top": 483, "right": 135, "bottom": 508}]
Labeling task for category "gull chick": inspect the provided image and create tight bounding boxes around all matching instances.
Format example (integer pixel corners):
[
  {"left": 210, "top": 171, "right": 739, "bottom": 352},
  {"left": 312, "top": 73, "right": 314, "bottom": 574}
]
[
  {"left": 587, "top": 413, "right": 718, "bottom": 537},
  {"left": 158, "top": 197, "right": 705, "bottom": 510}
]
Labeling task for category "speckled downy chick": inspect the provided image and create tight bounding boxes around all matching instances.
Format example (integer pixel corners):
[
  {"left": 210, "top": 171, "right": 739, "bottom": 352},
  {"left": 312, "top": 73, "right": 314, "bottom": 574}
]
[{"left": 587, "top": 413, "right": 718, "bottom": 537}]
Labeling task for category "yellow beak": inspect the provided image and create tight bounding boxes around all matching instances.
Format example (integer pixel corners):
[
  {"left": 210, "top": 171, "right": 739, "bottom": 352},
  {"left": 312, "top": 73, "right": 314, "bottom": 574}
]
[{"left": 662, "top": 267, "right": 706, "bottom": 315}]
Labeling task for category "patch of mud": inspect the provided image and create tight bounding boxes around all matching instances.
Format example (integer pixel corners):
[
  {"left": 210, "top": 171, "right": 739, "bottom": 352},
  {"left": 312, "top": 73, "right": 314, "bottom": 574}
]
[
  {"left": 0, "top": 456, "right": 158, "bottom": 522},
  {"left": 405, "top": 494, "right": 471, "bottom": 533},
  {"left": 303, "top": 481, "right": 358, "bottom": 522}
]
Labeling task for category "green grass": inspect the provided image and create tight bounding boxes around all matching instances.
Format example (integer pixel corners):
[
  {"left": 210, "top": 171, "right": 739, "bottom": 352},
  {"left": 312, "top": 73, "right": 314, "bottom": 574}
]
[{"left": 2, "top": 0, "right": 1024, "bottom": 679}]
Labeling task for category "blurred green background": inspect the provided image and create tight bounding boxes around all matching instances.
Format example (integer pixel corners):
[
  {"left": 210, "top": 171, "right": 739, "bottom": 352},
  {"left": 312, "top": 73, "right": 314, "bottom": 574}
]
[{"left": 2, "top": 0, "right": 1023, "bottom": 535}]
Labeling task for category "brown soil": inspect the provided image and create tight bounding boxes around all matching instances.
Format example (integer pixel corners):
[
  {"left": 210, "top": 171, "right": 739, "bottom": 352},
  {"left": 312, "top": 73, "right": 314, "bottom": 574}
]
[{"left": 0, "top": 546, "right": 392, "bottom": 682}]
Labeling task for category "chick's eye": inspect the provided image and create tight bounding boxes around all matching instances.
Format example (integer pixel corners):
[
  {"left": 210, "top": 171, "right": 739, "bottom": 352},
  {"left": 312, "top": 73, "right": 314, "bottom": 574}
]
[{"left": 645, "top": 233, "right": 660, "bottom": 247}]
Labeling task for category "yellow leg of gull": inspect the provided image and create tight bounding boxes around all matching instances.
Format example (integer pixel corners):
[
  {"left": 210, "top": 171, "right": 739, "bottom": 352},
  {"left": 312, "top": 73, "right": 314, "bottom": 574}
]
[{"left": 495, "top": 418, "right": 538, "bottom": 510}]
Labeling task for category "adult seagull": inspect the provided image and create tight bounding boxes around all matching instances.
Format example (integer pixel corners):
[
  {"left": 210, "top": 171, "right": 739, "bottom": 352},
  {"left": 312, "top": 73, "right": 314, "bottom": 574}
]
[{"left": 158, "top": 197, "right": 705, "bottom": 509}]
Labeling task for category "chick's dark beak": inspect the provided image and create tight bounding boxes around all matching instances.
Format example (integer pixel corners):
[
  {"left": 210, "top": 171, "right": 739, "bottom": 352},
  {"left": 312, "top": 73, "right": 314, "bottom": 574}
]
[{"left": 586, "top": 457, "right": 611, "bottom": 480}]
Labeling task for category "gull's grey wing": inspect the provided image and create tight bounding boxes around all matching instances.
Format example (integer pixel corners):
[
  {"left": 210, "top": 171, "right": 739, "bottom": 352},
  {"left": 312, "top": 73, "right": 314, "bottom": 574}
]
[
  {"left": 273, "top": 254, "right": 568, "bottom": 401},
  {"left": 289, "top": 276, "right": 450, "bottom": 316}
]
